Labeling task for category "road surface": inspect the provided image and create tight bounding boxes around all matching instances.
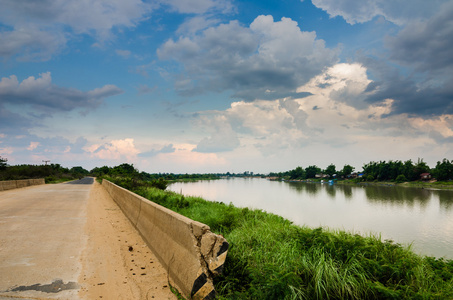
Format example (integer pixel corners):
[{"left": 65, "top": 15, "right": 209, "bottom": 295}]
[{"left": 0, "top": 178, "right": 176, "bottom": 300}]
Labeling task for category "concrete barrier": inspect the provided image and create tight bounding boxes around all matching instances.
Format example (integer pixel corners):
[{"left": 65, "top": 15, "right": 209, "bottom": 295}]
[
  {"left": 102, "top": 180, "right": 229, "bottom": 300},
  {"left": 0, "top": 179, "right": 45, "bottom": 191}
]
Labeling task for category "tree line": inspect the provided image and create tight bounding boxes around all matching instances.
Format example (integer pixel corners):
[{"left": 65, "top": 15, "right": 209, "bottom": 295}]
[
  {"left": 0, "top": 156, "right": 89, "bottom": 182},
  {"left": 272, "top": 158, "right": 453, "bottom": 182},
  {"left": 2, "top": 155, "right": 453, "bottom": 185}
]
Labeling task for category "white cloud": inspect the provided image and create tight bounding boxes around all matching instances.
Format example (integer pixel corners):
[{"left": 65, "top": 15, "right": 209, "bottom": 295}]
[
  {"left": 188, "top": 62, "right": 453, "bottom": 169},
  {"left": 156, "top": 143, "right": 227, "bottom": 170},
  {"left": 27, "top": 142, "right": 39, "bottom": 151},
  {"left": 194, "top": 115, "right": 240, "bottom": 152},
  {"left": 0, "top": 0, "right": 153, "bottom": 60},
  {"left": 158, "top": 15, "right": 339, "bottom": 100},
  {"left": 311, "top": 0, "right": 447, "bottom": 25},
  {"left": 0, "top": 26, "right": 66, "bottom": 61},
  {"left": 87, "top": 138, "right": 140, "bottom": 161}
]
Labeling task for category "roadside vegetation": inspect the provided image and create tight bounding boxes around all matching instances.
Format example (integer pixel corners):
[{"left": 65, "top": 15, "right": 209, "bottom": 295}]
[
  {"left": 105, "top": 176, "right": 453, "bottom": 299},
  {"left": 0, "top": 156, "right": 88, "bottom": 183}
]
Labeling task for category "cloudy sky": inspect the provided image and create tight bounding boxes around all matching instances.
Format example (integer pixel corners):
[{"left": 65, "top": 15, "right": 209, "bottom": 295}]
[{"left": 1, "top": 0, "right": 453, "bottom": 173}]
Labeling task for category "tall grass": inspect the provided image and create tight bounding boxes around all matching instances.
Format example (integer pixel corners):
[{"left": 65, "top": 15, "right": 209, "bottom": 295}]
[{"left": 126, "top": 184, "right": 453, "bottom": 299}]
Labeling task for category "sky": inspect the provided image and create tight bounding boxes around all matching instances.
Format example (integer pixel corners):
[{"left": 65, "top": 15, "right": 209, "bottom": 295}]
[{"left": 1, "top": 0, "right": 453, "bottom": 174}]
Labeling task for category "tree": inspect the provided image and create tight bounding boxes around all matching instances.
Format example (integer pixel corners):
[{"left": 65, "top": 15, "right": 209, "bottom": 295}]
[
  {"left": 324, "top": 164, "right": 336, "bottom": 178},
  {"left": 395, "top": 174, "right": 408, "bottom": 183},
  {"left": 0, "top": 156, "right": 7, "bottom": 170},
  {"left": 341, "top": 164, "right": 354, "bottom": 177},
  {"left": 289, "top": 166, "right": 305, "bottom": 180},
  {"left": 414, "top": 158, "right": 430, "bottom": 177},
  {"left": 305, "top": 165, "right": 321, "bottom": 179},
  {"left": 433, "top": 159, "right": 453, "bottom": 181}
]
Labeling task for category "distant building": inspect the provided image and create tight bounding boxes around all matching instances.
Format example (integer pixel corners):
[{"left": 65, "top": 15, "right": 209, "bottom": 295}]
[
  {"left": 420, "top": 173, "right": 432, "bottom": 181},
  {"left": 315, "top": 174, "right": 329, "bottom": 178}
]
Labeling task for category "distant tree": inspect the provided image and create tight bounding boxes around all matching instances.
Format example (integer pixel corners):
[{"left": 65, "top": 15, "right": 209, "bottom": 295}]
[
  {"left": 324, "top": 164, "right": 336, "bottom": 178},
  {"left": 395, "top": 174, "right": 408, "bottom": 183},
  {"left": 433, "top": 159, "right": 453, "bottom": 181},
  {"left": 414, "top": 158, "right": 431, "bottom": 178},
  {"left": 305, "top": 165, "right": 321, "bottom": 179},
  {"left": 0, "top": 156, "right": 7, "bottom": 170},
  {"left": 402, "top": 160, "right": 416, "bottom": 181},
  {"left": 341, "top": 164, "right": 354, "bottom": 177},
  {"left": 289, "top": 166, "right": 305, "bottom": 180},
  {"left": 70, "top": 166, "right": 89, "bottom": 178},
  {"left": 112, "top": 163, "right": 138, "bottom": 176}
]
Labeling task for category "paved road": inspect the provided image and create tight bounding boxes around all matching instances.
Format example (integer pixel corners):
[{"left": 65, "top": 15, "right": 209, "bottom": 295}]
[{"left": 0, "top": 178, "right": 93, "bottom": 299}]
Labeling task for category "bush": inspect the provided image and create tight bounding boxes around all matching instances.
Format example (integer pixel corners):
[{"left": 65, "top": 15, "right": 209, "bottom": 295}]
[{"left": 395, "top": 174, "right": 408, "bottom": 183}]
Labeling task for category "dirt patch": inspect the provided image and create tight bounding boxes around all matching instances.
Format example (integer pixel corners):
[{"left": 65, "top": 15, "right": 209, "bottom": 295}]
[{"left": 79, "top": 181, "right": 177, "bottom": 300}]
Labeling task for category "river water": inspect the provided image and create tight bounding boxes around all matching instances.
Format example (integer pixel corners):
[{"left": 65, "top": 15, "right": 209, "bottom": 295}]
[{"left": 168, "top": 178, "right": 453, "bottom": 259}]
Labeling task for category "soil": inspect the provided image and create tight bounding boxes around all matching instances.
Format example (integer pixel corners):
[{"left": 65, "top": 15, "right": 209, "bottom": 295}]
[{"left": 78, "top": 180, "right": 177, "bottom": 300}]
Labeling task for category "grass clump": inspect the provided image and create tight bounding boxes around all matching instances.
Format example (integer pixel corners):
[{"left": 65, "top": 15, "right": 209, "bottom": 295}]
[{"left": 112, "top": 181, "right": 453, "bottom": 299}]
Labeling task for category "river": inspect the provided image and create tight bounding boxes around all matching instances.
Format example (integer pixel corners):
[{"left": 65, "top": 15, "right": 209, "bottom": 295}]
[{"left": 168, "top": 178, "right": 453, "bottom": 259}]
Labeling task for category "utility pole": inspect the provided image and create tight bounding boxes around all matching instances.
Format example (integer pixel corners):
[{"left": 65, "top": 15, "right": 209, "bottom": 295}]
[{"left": 42, "top": 160, "right": 50, "bottom": 165}]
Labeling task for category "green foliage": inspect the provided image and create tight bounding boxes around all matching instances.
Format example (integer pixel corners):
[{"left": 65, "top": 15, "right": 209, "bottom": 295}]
[
  {"left": 325, "top": 163, "right": 337, "bottom": 177},
  {"left": 0, "top": 156, "right": 7, "bottom": 170},
  {"left": 395, "top": 174, "right": 408, "bottom": 183},
  {"left": 0, "top": 162, "right": 78, "bottom": 182},
  {"left": 132, "top": 186, "right": 453, "bottom": 300},
  {"left": 362, "top": 159, "right": 434, "bottom": 182},
  {"left": 433, "top": 159, "right": 453, "bottom": 181},
  {"left": 341, "top": 164, "right": 355, "bottom": 177},
  {"left": 305, "top": 165, "right": 322, "bottom": 179},
  {"left": 289, "top": 166, "right": 305, "bottom": 180}
]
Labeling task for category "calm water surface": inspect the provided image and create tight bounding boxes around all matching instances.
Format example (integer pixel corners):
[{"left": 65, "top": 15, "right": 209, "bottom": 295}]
[{"left": 169, "top": 178, "right": 453, "bottom": 259}]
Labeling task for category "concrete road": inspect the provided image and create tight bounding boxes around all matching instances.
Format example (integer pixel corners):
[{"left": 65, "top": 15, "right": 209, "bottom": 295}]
[{"left": 0, "top": 178, "right": 93, "bottom": 299}]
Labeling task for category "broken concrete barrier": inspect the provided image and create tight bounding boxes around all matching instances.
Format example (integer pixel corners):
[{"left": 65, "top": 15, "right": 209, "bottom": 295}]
[{"left": 102, "top": 180, "right": 228, "bottom": 300}]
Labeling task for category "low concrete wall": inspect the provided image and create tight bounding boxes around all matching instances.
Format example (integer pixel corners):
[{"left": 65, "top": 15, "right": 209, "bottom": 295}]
[
  {"left": 0, "top": 179, "right": 45, "bottom": 191},
  {"left": 102, "top": 180, "right": 228, "bottom": 300}
]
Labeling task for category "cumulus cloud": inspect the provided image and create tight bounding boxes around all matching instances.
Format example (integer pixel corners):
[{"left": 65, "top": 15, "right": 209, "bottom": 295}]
[
  {"left": 27, "top": 142, "right": 40, "bottom": 151},
  {"left": 193, "top": 116, "right": 240, "bottom": 153},
  {"left": 158, "top": 15, "right": 339, "bottom": 100},
  {"left": 87, "top": 138, "right": 140, "bottom": 161},
  {"left": 0, "top": 0, "right": 153, "bottom": 60},
  {"left": 0, "top": 72, "right": 123, "bottom": 112},
  {"left": 311, "top": 0, "right": 447, "bottom": 25},
  {"left": 190, "top": 62, "right": 453, "bottom": 164},
  {"left": 0, "top": 26, "right": 66, "bottom": 61}
]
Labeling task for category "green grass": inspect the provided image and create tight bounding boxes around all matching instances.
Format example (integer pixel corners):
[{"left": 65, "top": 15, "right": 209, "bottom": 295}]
[{"left": 120, "top": 183, "right": 453, "bottom": 299}]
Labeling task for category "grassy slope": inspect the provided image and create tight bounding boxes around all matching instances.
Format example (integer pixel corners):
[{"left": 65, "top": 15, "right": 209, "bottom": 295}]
[{"left": 126, "top": 184, "right": 453, "bottom": 299}]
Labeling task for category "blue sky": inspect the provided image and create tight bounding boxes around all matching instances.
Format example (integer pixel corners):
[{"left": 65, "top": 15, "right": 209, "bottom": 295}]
[{"left": 1, "top": 0, "right": 453, "bottom": 173}]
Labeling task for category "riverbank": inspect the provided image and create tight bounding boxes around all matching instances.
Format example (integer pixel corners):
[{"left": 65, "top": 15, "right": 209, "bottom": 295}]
[
  {"left": 113, "top": 180, "right": 453, "bottom": 299},
  {"left": 293, "top": 178, "right": 453, "bottom": 190}
]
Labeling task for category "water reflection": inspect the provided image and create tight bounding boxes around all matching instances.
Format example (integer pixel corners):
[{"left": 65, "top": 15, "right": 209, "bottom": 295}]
[
  {"left": 434, "top": 189, "right": 453, "bottom": 211},
  {"left": 287, "top": 182, "right": 320, "bottom": 195},
  {"left": 364, "top": 185, "right": 431, "bottom": 210},
  {"left": 341, "top": 185, "right": 352, "bottom": 199}
]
